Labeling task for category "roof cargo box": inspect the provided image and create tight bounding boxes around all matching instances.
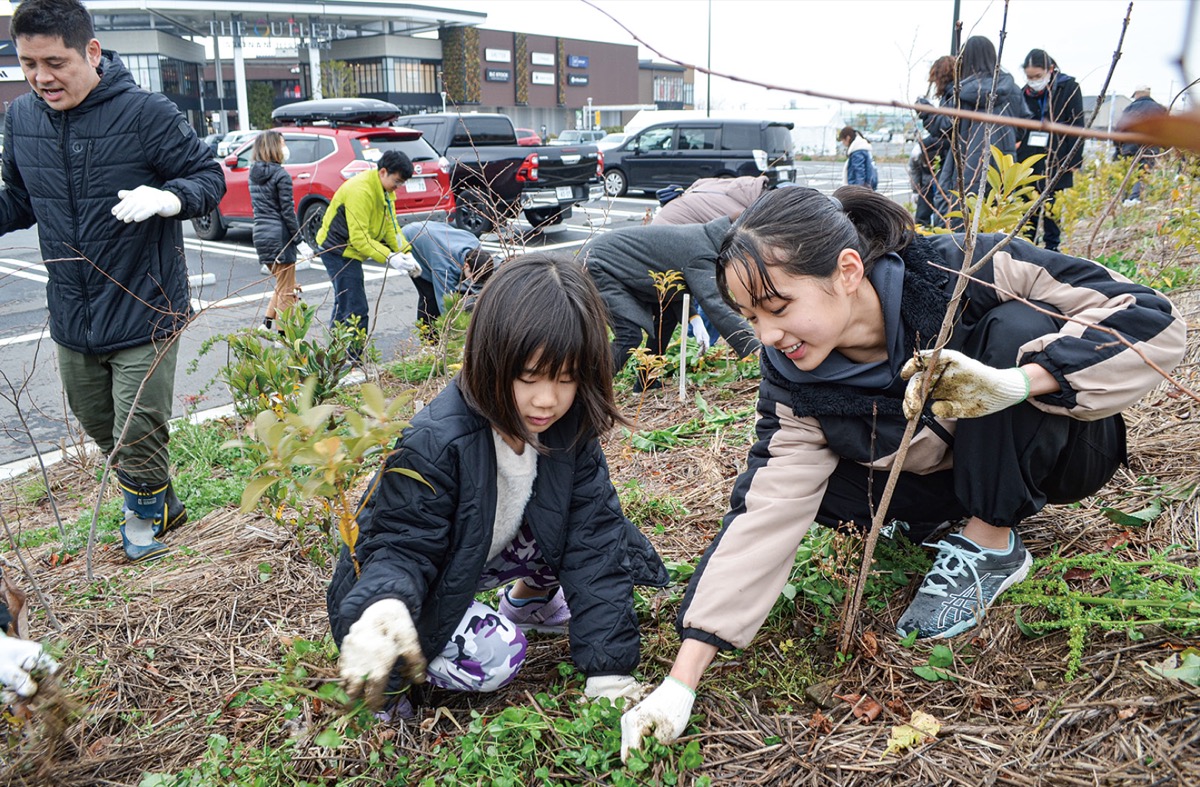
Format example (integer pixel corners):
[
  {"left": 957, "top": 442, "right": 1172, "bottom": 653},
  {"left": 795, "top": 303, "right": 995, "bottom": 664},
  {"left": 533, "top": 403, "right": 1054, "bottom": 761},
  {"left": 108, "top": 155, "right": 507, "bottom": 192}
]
[{"left": 272, "top": 98, "right": 401, "bottom": 126}]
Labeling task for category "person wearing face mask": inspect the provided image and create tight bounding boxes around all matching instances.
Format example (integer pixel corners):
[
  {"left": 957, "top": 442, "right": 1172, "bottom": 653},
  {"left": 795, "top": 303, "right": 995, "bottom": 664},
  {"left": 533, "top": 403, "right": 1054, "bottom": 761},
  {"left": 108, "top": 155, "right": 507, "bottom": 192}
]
[{"left": 1020, "top": 49, "right": 1084, "bottom": 252}]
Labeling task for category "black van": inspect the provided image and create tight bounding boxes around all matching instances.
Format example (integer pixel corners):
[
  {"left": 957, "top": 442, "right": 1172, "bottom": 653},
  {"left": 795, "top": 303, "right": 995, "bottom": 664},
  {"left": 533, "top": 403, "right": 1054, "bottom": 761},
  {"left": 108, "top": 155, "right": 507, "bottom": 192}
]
[{"left": 601, "top": 119, "right": 795, "bottom": 197}]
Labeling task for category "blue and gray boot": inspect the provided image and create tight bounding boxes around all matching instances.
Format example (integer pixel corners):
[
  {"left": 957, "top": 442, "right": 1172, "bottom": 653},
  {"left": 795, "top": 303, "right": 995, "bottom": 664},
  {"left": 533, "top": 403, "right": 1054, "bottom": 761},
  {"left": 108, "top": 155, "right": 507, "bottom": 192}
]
[{"left": 118, "top": 477, "right": 171, "bottom": 562}]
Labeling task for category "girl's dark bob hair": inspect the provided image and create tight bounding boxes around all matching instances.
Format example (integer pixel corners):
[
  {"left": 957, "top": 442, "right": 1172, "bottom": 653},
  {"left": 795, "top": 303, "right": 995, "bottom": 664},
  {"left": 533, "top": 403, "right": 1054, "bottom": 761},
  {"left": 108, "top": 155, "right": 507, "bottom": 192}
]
[
  {"left": 459, "top": 252, "right": 624, "bottom": 447},
  {"left": 716, "top": 185, "right": 914, "bottom": 309}
]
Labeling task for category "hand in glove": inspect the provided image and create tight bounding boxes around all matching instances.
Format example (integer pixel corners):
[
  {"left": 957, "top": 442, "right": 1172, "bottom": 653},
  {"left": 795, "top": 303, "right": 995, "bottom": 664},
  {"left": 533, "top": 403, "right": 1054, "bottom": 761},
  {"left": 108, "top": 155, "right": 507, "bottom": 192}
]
[
  {"left": 338, "top": 599, "right": 427, "bottom": 710},
  {"left": 688, "top": 315, "right": 711, "bottom": 354},
  {"left": 112, "top": 185, "right": 182, "bottom": 223},
  {"left": 295, "top": 241, "right": 315, "bottom": 261},
  {"left": 388, "top": 251, "right": 422, "bottom": 278},
  {"left": 901, "top": 348, "right": 1031, "bottom": 420},
  {"left": 0, "top": 634, "right": 59, "bottom": 701},
  {"left": 584, "top": 674, "right": 646, "bottom": 704},
  {"left": 619, "top": 676, "right": 695, "bottom": 762}
]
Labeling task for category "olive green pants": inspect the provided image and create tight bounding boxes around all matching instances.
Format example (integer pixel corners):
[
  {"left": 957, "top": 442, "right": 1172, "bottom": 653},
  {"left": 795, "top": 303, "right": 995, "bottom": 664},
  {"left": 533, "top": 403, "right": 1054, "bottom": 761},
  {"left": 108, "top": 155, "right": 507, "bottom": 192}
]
[{"left": 56, "top": 339, "right": 179, "bottom": 486}]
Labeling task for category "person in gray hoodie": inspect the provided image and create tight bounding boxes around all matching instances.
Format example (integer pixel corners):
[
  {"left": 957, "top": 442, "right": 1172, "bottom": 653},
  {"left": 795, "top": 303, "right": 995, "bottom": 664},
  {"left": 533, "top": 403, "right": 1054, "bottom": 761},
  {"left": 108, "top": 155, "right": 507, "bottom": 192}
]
[{"left": 577, "top": 217, "right": 760, "bottom": 389}]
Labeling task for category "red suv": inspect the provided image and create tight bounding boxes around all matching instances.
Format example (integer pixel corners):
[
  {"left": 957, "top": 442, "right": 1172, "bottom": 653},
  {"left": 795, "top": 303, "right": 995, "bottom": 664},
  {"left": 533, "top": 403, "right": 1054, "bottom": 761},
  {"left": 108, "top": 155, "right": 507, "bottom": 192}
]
[{"left": 193, "top": 101, "right": 454, "bottom": 245}]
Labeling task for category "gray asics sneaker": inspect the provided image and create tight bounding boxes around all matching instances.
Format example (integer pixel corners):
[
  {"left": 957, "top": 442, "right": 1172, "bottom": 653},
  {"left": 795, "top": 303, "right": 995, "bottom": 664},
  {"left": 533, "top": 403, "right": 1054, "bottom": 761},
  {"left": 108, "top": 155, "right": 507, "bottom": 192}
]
[{"left": 896, "top": 531, "right": 1033, "bottom": 640}]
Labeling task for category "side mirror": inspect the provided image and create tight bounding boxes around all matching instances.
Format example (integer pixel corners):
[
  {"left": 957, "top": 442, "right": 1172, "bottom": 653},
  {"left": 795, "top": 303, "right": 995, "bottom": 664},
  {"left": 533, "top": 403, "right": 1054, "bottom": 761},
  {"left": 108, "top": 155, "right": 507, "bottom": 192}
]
[{"left": 224, "top": 154, "right": 239, "bottom": 169}]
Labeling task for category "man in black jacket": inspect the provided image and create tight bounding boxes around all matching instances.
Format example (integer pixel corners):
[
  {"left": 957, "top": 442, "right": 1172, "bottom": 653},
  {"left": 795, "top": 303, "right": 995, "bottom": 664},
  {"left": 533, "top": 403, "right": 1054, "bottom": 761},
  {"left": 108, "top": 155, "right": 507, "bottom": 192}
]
[
  {"left": 1115, "top": 85, "right": 1168, "bottom": 204},
  {"left": 0, "top": 0, "right": 225, "bottom": 561}
]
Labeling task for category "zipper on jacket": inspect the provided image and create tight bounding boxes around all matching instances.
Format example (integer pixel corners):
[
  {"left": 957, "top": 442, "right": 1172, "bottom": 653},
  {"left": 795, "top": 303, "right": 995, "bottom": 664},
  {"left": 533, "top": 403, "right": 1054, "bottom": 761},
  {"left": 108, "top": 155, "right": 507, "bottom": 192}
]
[{"left": 61, "top": 112, "right": 94, "bottom": 352}]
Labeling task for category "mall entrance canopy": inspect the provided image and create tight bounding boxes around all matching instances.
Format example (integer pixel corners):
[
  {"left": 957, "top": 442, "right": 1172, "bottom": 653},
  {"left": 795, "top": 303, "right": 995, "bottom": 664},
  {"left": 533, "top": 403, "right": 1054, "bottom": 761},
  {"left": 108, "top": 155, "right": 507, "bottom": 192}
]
[{"left": 84, "top": 0, "right": 486, "bottom": 130}]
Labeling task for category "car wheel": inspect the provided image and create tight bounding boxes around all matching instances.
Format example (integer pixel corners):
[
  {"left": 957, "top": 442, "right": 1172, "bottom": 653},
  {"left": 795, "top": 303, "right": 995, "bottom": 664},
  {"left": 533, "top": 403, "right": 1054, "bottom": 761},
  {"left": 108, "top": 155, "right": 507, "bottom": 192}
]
[
  {"left": 453, "top": 190, "right": 495, "bottom": 237},
  {"left": 524, "top": 206, "right": 566, "bottom": 230},
  {"left": 191, "top": 208, "right": 227, "bottom": 241},
  {"left": 603, "top": 169, "right": 627, "bottom": 197},
  {"left": 300, "top": 201, "right": 328, "bottom": 248}
]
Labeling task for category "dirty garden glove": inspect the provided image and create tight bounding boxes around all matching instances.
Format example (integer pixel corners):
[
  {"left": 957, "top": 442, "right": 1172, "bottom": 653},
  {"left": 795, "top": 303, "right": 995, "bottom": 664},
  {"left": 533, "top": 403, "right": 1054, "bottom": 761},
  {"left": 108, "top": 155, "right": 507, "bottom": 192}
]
[
  {"left": 0, "top": 634, "right": 59, "bottom": 702},
  {"left": 112, "top": 185, "right": 182, "bottom": 223},
  {"left": 901, "top": 348, "right": 1031, "bottom": 419},
  {"left": 338, "top": 599, "right": 427, "bottom": 710},
  {"left": 619, "top": 676, "right": 696, "bottom": 761},
  {"left": 688, "top": 316, "right": 711, "bottom": 354},
  {"left": 584, "top": 674, "right": 647, "bottom": 704},
  {"left": 388, "top": 251, "right": 422, "bottom": 278}
]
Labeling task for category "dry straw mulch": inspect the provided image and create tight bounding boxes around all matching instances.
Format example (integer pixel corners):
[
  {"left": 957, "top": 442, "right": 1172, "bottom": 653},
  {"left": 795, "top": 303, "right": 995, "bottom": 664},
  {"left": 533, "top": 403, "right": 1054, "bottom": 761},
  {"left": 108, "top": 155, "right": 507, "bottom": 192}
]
[{"left": 3, "top": 297, "right": 1200, "bottom": 785}]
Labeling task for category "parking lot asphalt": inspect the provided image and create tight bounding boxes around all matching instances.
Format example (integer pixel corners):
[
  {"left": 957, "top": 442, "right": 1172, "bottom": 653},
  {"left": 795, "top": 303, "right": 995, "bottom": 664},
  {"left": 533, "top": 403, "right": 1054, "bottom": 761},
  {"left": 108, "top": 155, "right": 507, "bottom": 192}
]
[{"left": 0, "top": 160, "right": 914, "bottom": 464}]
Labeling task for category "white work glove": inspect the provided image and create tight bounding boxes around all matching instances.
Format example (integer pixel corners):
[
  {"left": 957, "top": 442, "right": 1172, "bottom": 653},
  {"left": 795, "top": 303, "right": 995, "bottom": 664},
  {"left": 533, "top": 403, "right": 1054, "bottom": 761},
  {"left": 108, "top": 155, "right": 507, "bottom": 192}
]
[
  {"left": 901, "top": 348, "right": 1031, "bottom": 419},
  {"left": 0, "top": 634, "right": 59, "bottom": 701},
  {"left": 111, "top": 185, "right": 182, "bottom": 223},
  {"left": 295, "top": 241, "right": 315, "bottom": 261},
  {"left": 688, "top": 315, "right": 711, "bottom": 354},
  {"left": 584, "top": 674, "right": 647, "bottom": 704},
  {"left": 337, "top": 599, "right": 427, "bottom": 710},
  {"left": 388, "top": 251, "right": 422, "bottom": 278},
  {"left": 619, "top": 676, "right": 696, "bottom": 761}
]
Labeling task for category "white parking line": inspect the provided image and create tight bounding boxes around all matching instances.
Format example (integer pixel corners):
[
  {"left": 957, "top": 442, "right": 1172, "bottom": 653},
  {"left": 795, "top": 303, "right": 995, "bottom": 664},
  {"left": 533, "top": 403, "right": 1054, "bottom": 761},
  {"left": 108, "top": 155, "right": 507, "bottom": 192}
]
[
  {"left": 0, "top": 328, "right": 50, "bottom": 347},
  {"left": 190, "top": 267, "right": 388, "bottom": 312},
  {"left": 0, "top": 264, "right": 49, "bottom": 283}
]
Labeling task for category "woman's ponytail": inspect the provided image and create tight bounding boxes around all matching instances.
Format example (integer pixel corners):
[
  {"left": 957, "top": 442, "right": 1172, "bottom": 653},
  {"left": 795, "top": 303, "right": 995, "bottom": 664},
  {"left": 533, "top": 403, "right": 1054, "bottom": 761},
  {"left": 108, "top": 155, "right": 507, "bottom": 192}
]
[{"left": 833, "top": 185, "right": 915, "bottom": 267}]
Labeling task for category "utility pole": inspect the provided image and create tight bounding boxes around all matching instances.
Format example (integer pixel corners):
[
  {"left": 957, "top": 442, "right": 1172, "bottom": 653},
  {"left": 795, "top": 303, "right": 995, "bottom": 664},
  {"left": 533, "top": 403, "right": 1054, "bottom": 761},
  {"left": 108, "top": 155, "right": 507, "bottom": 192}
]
[
  {"left": 951, "top": 0, "right": 962, "bottom": 53},
  {"left": 706, "top": 0, "right": 712, "bottom": 117}
]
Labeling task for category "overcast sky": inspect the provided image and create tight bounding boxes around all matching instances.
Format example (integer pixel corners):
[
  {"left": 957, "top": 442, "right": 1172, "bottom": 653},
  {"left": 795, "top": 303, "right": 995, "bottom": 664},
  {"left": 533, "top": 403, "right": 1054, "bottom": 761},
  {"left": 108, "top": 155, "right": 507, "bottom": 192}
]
[{"left": 443, "top": 0, "right": 1197, "bottom": 111}]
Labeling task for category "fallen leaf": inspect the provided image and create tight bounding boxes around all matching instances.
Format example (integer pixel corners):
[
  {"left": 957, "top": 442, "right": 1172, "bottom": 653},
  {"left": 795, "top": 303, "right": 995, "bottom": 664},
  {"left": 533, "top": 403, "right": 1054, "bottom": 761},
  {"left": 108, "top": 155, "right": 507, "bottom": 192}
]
[
  {"left": 883, "top": 710, "right": 942, "bottom": 757},
  {"left": 1117, "top": 707, "right": 1138, "bottom": 720},
  {"left": 1010, "top": 697, "right": 1037, "bottom": 713},
  {"left": 1064, "top": 567, "right": 1094, "bottom": 581},
  {"left": 834, "top": 692, "right": 883, "bottom": 723},
  {"left": 809, "top": 710, "right": 832, "bottom": 735},
  {"left": 860, "top": 631, "right": 879, "bottom": 659},
  {"left": 1139, "top": 647, "right": 1200, "bottom": 686},
  {"left": 1104, "top": 530, "right": 1135, "bottom": 550}
]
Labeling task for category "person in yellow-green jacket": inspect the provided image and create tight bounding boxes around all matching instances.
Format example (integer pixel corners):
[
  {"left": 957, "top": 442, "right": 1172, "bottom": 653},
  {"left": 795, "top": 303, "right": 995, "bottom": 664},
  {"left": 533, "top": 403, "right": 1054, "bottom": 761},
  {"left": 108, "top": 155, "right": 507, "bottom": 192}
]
[{"left": 316, "top": 150, "right": 416, "bottom": 359}]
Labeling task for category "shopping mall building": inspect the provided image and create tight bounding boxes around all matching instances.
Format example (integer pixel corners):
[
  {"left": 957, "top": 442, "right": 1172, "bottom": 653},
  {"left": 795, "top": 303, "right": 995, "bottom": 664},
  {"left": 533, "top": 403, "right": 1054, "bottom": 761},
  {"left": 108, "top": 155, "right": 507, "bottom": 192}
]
[{"left": 0, "top": 0, "right": 694, "bottom": 135}]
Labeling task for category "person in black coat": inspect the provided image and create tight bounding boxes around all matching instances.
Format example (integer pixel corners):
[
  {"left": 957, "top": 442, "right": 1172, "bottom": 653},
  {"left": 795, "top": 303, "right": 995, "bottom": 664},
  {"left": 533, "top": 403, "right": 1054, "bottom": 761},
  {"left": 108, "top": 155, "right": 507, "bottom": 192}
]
[
  {"left": 0, "top": 0, "right": 225, "bottom": 562},
  {"left": 933, "top": 36, "right": 1031, "bottom": 228},
  {"left": 913, "top": 55, "right": 956, "bottom": 225},
  {"left": 249, "top": 130, "right": 312, "bottom": 333},
  {"left": 578, "top": 218, "right": 761, "bottom": 391},
  {"left": 1020, "top": 49, "right": 1085, "bottom": 252},
  {"left": 328, "top": 253, "right": 668, "bottom": 712}
]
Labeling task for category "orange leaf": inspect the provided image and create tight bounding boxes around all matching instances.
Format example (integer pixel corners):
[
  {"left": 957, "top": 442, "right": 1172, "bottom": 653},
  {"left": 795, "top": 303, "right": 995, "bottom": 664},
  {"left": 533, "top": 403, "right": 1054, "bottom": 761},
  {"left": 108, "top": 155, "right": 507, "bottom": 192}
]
[
  {"left": 835, "top": 692, "right": 883, "bottom": 723},
  {"left": 810, "top": 710, "right": 833, "bottom": 734},
  {"left": 860, "top": 631, "right": 879, "bottom": 659},
  {"left": 1105, "top": 530, "right": 1135, "bottom": 550},
  {"left": 1122, "top": 110, "right": 1200, "bottom": 154},
  {"left": 1010, "top": 697, "right": 1037, "bottom": 713}
]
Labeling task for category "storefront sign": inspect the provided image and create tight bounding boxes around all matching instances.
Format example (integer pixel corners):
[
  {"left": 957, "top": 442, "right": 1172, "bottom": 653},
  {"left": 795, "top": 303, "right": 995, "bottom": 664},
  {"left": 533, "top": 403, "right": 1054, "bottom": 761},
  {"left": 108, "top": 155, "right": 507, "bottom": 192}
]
[
  {"left": 530, "top": 52, "right": 555, "bottom": 66},
  {"left": 485, "top": 69, "right": 512, "bottom": 82},
  {"left": 567, "top": 55, "right": 589, "bottom": 69},
  {"left": 485, "top": 48, "right": 512, "bottom": 63},
  {"left": 531, "top": 71, "right": 555, "bottom": 85},
  {"left": 567, "top": 74, "right": 589, "bottom": 86}
]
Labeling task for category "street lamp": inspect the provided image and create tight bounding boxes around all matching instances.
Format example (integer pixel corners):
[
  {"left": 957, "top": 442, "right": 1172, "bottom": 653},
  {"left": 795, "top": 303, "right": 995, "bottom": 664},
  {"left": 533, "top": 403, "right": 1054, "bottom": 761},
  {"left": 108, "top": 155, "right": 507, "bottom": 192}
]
[{"left": 586, "top": 96, "right": 593, "bottom": 130}]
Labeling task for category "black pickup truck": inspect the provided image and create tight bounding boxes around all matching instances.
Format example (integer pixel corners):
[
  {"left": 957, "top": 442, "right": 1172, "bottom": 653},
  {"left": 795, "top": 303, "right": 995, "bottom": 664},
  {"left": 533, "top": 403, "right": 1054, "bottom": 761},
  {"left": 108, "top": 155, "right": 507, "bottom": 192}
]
[{"left": 394, "top": 112, "right": 604, "bottom": 235}]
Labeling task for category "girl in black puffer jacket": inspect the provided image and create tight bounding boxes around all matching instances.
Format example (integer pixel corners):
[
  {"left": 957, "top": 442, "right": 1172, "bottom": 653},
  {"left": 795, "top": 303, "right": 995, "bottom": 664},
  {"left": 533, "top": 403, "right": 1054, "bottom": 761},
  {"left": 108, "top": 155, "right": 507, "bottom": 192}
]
[{"left": 249, "top": 131, "right": 308, "bottom": 332}]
